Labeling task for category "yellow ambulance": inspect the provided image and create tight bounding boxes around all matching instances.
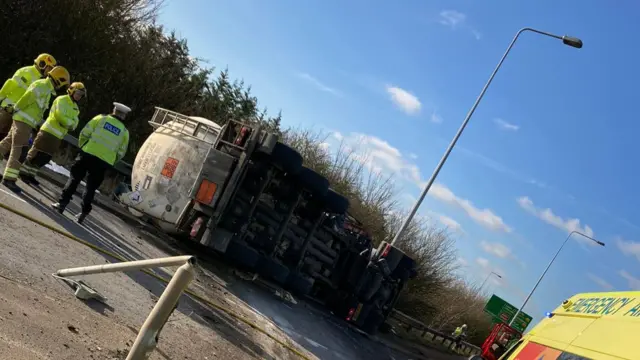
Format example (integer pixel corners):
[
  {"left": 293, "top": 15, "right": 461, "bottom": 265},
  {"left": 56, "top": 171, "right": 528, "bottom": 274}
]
[{"left": 498, "top": 291, "right": 639, "bottom": 360}]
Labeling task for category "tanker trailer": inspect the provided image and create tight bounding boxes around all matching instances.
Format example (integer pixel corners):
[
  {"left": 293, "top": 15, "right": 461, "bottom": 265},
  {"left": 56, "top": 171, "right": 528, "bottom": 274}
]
[{"left": 119, "top": 107, "right": 278, "bottom": 235}]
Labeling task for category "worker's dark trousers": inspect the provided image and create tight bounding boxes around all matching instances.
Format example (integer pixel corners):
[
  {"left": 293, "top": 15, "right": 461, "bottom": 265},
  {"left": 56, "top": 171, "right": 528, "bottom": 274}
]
[{"left": 58, "top": 152, "right": 110, "bottom": 215}]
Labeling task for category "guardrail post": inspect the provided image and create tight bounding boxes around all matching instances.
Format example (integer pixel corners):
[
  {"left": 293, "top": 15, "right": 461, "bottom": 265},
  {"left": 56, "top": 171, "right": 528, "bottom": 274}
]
[{"left": 54, "top": 255, "right": 196, "bottom": 360}]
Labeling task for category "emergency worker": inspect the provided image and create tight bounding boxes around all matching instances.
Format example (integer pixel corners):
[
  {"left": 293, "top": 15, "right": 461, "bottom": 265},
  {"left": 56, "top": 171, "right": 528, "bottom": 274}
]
[
  {"left": 0, "top": 66, "right": 70, "bottom": 193},
  {"left": 20, "top": 82, "right": 86, "bottom": 186},
  {"left": 52, "top": 102, "right": 130, "bottom": 223},
  {"left": 452, "top": 324, "right": 467, "bottom": 350},
  {"left": 0, "top": 54, "right": 57, "bottom": 143}
]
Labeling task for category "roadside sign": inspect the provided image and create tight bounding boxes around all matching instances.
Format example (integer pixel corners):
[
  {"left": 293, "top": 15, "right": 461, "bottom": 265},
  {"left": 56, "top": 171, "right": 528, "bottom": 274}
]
[{"left": 484, "top": 294, "right": 533, "bottom": 333}]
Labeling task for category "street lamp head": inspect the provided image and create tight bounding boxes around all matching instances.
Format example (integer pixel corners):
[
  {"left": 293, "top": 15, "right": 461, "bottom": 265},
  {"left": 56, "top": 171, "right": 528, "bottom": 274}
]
[
  {"left": 496, "top": 274, "right": 503, "bottom": 278},
  {"left": 596, "top": 241, "right": 606, "bottom": 247},
  {"left": 562, "top": 35, "right": 583, "bottom": 49}
]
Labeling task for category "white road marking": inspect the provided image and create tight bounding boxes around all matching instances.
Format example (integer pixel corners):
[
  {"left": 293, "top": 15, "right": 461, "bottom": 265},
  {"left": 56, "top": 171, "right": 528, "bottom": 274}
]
[
  {"left": 0, "top": 188, "right": 26, "bottom": 203},
  {"left": 304, "top": 337, "right": 328, "bottom": 350}
]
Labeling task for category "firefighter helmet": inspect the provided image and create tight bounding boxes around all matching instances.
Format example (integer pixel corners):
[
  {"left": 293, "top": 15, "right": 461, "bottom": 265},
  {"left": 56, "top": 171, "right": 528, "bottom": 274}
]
[
  {"left": 34, "top": 53, "right": 57, "bottom": 75},
  {"left": 48, "top": 66, "right": 71, "bottom": 90}
]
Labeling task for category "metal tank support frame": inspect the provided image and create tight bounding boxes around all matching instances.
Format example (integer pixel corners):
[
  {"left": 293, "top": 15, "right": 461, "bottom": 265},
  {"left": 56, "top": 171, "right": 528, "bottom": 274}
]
[{"left": 54, "top": 255, "right": 197, "bottom": 360}]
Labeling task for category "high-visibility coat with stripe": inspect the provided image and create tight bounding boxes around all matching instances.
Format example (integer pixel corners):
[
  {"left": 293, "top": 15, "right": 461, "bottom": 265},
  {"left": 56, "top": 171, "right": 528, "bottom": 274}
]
[
  {"left": 12, "top": 78, "right": 56, "bottom": 128},
  {"left": 0, "top": 65, "right": 41, "bottom": 108},
  {"left": 40, "top": 95, "right": 80, "bottom": 139},
  {"left": 79, "top": 114, "right": 129, "bottom": 165}
]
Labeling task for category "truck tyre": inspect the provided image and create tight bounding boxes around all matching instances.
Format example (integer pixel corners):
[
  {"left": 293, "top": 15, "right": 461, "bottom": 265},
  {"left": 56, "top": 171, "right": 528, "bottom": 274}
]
[
  {"left": 324, "top": 189, "right": 350, "bottom": 214},
  {"left": 310, "top": 239, "right": 338, "bottom": 258},
  {"left": 225, "top": 241, "right": 260, "bottom": 270},
  {"left": 270, "top": 143, "right": 303, "bottom": 174},
  {"left": 359, "top": 271, "right": 384, "bottom": 302},
  {"left": 286, "top": 271, "right": 315, "bottom": 296},
  {"left": 306, "top": 246, "right": 336, "bottom": 266},
  {"left": 360, "top": 309, "right": 385, "bottom": 335},
  {"left": 297, "top": 167, "right": 329, "bottom": 196},
  {"left": 256, "top": 255, "right": 291, "bottom": 285}
]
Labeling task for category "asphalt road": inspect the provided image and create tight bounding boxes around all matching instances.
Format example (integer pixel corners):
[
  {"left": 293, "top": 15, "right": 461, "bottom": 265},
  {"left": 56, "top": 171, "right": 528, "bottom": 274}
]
[{"left": 0, "top": 172, "right": 459, "bottom": 360}]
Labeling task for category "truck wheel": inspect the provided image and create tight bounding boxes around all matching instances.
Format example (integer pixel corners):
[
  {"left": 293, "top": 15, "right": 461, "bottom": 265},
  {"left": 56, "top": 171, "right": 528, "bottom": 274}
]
[
  {"left": 225, "top": 241, "right": 260, "bottom": 270},
  {"left": 297, "top": 167, "right": 329, "bottom": 196},
  {"left": 360, "top": 309, "right": 385, "bottom": 335},
  {"left": 256, "top": 255, "right": 291, "bottom": 285},
  {"left": 286, "top": 271, "right": 315, "bottom": 296},
  {"left": 270, "top": 143, "right": 303, "bottom": 174},
  {"left": 324, "top": 189, "right": 350, "bottom": 214}
]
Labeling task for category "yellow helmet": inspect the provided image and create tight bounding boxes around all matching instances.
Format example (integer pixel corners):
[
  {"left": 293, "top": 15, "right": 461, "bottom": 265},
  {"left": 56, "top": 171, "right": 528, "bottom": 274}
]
[
  {"left": 47, "top": 66, "right": 70, "bottom": 90},
  {"left": 34, "top": 53, "right": 57, "bottom": 74},
  {"left": 67, "top": 82, "right": 86, "bottom": 100}
]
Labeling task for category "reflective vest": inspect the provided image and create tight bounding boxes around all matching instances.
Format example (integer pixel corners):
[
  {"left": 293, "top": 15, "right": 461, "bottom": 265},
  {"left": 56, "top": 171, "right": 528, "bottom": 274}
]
[
  {"left": 40, "top": 95, "right": 80, "bottom": 139},
  {"left": 454, "top": 327, "right": 463, "bottom": 336},
  {"left": 0, "top": 65, "right": 41, "bottom": 108},
  {"left": 13, "top": 78, "right": 56, "bottom": 128},
  {"left": 79, "top": 114, "right": 129, "bottom": 165}
]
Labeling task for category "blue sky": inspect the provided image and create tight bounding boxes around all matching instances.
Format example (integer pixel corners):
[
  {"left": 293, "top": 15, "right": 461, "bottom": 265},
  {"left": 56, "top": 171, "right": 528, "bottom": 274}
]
[{"left": 159, "top": 0, "right": 640, "bottom": 326}]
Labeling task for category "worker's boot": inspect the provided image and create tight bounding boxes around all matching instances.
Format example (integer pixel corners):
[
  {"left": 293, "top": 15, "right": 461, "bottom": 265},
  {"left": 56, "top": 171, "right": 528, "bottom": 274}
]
[
  {"left": 2, "top": 179, "right": 22, "bottom": 194},
  {"left": 51, "top": 202, "right": 65, "bottom": 214},
  {"left": 19, "top": 174, "right": 39, "bottom": 187},
  {"left": 76, "top": 212, "right": 88, "bottom": 224}
]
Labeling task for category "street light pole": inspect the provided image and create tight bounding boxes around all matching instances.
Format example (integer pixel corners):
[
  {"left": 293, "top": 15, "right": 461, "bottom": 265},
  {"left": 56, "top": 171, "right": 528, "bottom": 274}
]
[
  {"left": 508, "top": 231, "right": 605, "bottom": 327},
  {"left": 389, "top": 28, "right": 583, "bottom": 246},
  {"left": 479, "top": 271, "right": 502, "bottom": 293}
]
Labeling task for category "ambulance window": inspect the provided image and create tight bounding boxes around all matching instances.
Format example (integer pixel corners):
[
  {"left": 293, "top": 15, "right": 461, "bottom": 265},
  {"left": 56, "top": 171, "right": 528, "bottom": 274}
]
[{"left": 499, "top": 339, "right": 524, "bottom": 359}]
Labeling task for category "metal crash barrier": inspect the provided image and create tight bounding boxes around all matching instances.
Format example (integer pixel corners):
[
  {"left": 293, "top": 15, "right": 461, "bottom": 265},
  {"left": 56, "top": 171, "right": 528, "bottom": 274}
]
[
  {"left": 54, "top": 255, "right": 196, "bottom": 360},
  {"left": 389, "top": 309, "right": 482, "bottom": 356}
]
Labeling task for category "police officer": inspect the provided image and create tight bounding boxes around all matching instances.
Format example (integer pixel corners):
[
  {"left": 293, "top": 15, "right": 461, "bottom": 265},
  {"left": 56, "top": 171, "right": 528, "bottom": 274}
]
[
  {"left": 52, "top": 102, "right": 130, "bottom": 223},
  {"left": 20, "top": 82, "right": 86, "bottom": 186},
  {"left": 0, "top": 54, "right": 57, "bottom": 144},
  {"left": 0, "top": 66, "right": 70, "bottom": 193}
]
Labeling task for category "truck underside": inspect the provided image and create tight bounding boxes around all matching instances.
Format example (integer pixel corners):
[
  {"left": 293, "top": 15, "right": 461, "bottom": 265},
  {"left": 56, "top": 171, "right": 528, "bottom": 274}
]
[{"left": 126, "top": 108, "right": 418, "bottom": 335}]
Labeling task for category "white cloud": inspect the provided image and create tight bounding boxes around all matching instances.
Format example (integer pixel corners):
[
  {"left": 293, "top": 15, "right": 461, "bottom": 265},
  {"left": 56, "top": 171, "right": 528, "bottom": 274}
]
[
  {"left": 430, "top": 111, "right": 443, "bottom": 124},
  {"left": 476, "top": 257, "right": 490, "bottom": 268},
  {"left": 587, "top": 273, "right": 614, "bottom": 291},
  {"left": 617, "top": 238, "right": 640, "bottom": 262},
  {"left": 437, "top": 214, "right": 463, "bottom": 233},
  {"left": 619, "top": 270, "right": 640, "bottom": 290},
  {"left": 480, "top": 241, "right": 512, "bottom": 259},
  {"left": 431, "top": 184, "right": 512, "bottom": 233},
  {"left": 439, "top": 10, "right": 466, "bottom": 28},
  {"left": 331, "top": 131, "right": 344, "bottom": 141},
  {"left": 345, "top": 133, "right": 423, "bottom": 185},
  {"left": 493, "top": 118, "right": 519, "bottom": 132},
  {"left": 438, "top": 10, "right": 481, "bottom": 40},
  {"left": 457, "top": 257, "right": 469, "bottom": 267},
  {"left": 408, "top": 153, "right": 418, "bottom": 160},
  {"left": 517, "top": 196, "right": 595, "bottom": 241},
  {"left": 318, "top": 142, "right": 330, "bottom": 151},
  {"left": 385, "top": 86, "right": 422, "bottom": 115},
  {"left": 329, "top": 132, "right": 510, "bottom": 233},
  {"left": 296, "top": 72, "right": 343, "bottom": 97}
]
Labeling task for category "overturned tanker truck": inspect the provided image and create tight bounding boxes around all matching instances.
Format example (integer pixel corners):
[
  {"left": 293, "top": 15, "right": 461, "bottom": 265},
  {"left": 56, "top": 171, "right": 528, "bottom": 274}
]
[{"left": 120, "top": 107, "right": 417, "bottom": 334}]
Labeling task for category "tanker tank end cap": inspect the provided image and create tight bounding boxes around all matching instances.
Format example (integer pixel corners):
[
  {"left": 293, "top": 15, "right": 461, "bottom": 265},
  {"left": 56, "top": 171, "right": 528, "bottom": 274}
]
[{"left": 113, "top": 102, "right": 132, "bottom": 114}]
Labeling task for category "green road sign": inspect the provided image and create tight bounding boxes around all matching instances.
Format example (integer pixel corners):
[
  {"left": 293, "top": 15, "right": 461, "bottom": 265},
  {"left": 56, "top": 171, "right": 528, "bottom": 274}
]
[{"left": 484, "top": 294, "right": 533, "bottom": 333}]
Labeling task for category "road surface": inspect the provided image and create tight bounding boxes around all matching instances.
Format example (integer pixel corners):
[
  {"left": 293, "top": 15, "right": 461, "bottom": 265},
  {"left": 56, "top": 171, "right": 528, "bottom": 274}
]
[{"left": 0, "top": 171, "right": 463, "bottom": 360}]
